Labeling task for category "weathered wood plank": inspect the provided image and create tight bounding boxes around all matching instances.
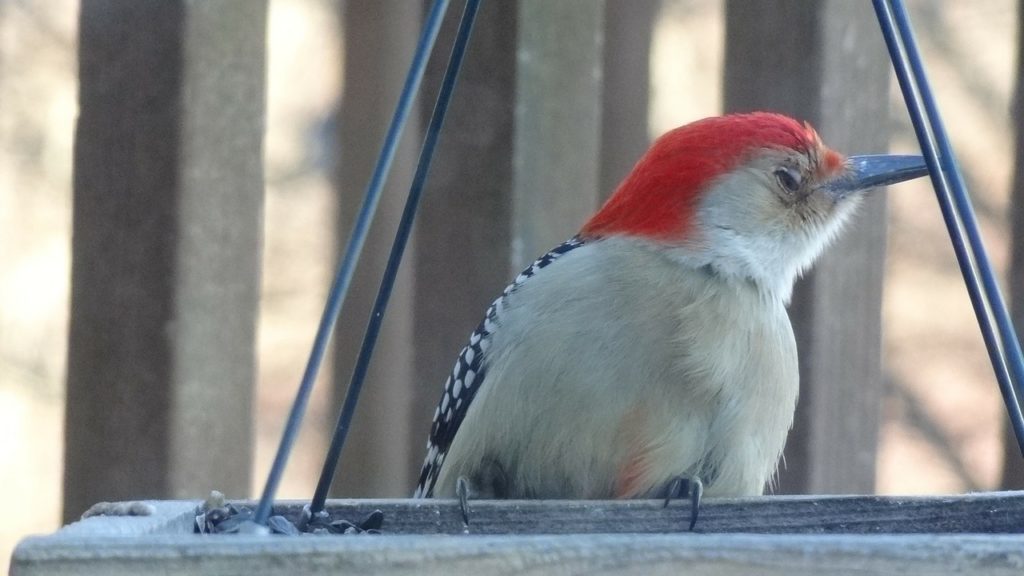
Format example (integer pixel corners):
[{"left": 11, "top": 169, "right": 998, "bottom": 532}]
[
  {"left": 65, "top": 0, "right": 266, "bottom": 521},
  {"left": 279, "top": 493, "right": 1024, "bottom": 535},
  {"left": 12, "top": 534, "right": 1024, "bottom": 576},
  {"left": 1004, "top": 0, "right": 1024, "bottom": 490},
  {"left": 15, "top": 495, "right": 1024, "bottom": 575},
  {"left": 599, "top": 0, "right": 657, "bottom": 202},
  {"left": 330, "top": 0, "right": 420, "bottom": 498},
  {"left": 511, "top": 0, "right": 605, "bottom": 270},
  {"left": 14, "top": 503, "right": 1024, "bottom": 576},
  {"left": 724, "top": 0, "right": 889, "bottom": 495},
  {"left": 412, "top": 0, "right": 519, "bottom": 489}
]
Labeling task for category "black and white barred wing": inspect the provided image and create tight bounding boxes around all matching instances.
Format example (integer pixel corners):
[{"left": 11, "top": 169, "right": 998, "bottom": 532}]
[{"left": 414, "top": 237, "right": 586, "bottom": 497}]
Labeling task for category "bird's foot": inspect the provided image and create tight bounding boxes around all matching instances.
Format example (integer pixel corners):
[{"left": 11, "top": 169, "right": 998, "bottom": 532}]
[
  {"left": 455, "top": 475, "right": 472, "bottom": 529},
  {"left": 662, "top": 475, "right": 703, "bottom": 531}
]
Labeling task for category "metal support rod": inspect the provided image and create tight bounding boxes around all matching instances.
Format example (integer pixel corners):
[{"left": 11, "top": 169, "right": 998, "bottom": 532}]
[
  {"left": 253, "top": 0, "right": 452, "bottom": 526},
  {"left": 310, "top": 0, "right": 483, "bottom": 514},
  {"left": 872, "top": 0, "right": 1024, "bottom": 455}
]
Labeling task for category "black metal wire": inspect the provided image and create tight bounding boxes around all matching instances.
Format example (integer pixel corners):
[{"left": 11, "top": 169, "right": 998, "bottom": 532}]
[
  {"left": 310, "top": 0, "right": 483, "bottom": 514},
  {"left": 873, "top": 0, "right": 1024, "bottom": 455},
  {"left": 252, "top": 0, "right": 452, "bottom": 526}
]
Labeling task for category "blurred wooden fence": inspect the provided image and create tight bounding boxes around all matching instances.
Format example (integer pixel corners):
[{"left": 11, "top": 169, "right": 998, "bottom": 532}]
[
  {"left": 63, "top": 0, "right": 1024, "bottom": 522},
  {"left": 66, "top": 0, "right": 266, "bottom": 520}
]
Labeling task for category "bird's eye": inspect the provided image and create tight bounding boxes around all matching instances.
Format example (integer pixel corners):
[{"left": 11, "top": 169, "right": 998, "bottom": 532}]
[{"left": 774, "top": 167, "right": 802, "bottom": 193}]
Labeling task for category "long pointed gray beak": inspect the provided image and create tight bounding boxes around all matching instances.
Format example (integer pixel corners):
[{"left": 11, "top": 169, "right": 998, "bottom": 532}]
[{"left": 824, "top": 154, "right": 929, "bottom": 197}]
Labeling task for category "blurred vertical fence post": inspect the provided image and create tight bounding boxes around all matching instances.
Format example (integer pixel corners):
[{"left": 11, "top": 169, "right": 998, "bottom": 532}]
[
  {"left": 334, "top": 0, "right": 644, "bottom": 497},
  {"left": 407, "top": 0, "right": 616, "bottom": 491},
  {"left": 511, "top": 0, "right": 605, "bottom": 270},
  {"left": 411, "top": 0, "right": 608, "bottom": 488},
  {"left": 600, "top": 0, "right": 658, "bottom": 202},
  {"left": 329, "top": 0, "right": 421, "bottom": 497},
  {"left": 410, "top": 0, "right": 519, "bottom": 481},
  {"left": 65, "top": 0, "right": 267, "bottom": 520},
  {"left": 1005, "top": 0, "right": 1024, "bottom": 490},
  {"left": 724, "top": 0, "right": 890, "bottom": 494}
]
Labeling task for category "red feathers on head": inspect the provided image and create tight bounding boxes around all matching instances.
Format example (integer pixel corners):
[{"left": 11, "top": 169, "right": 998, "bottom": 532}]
[{"left": 581, "top": 112, "right": 841, "bottom": 242}]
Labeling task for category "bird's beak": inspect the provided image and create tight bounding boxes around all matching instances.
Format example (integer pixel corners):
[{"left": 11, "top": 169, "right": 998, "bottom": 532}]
[{"left": 824, "top": 155, "right": 929, "bottom": 198}]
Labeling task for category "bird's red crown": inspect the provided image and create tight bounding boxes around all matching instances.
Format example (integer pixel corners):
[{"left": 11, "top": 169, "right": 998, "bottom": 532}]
[{"left": 580, "top": 112, "right": 844, "bottom": 242}]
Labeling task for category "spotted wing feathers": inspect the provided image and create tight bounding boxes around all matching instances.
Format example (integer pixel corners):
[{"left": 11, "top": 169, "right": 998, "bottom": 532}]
[{"left": 414, "top": 237, "right": 586, "bottom": 497}]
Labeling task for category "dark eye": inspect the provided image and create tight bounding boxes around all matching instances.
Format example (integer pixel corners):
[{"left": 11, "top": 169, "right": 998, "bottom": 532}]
[{"left": 774, "top": 167, "right": 802, "bottom": 193}]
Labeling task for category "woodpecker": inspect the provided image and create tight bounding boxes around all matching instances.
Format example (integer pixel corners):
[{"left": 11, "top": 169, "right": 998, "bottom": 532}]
[{"left": 414, "top": 112, "right": 926, "bottom": 525}]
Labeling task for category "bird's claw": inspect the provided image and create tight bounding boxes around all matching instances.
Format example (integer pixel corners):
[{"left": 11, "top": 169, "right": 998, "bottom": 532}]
[
  {"left": 663, "top": 475, "right": 703, "bottom": 531},
  {"left": 455, "top": 476, "right": 471, "bottom": 528}
]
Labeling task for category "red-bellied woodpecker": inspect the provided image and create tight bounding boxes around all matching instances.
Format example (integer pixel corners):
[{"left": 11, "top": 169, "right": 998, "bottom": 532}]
[{"left": 413, "top": 112, "right": 927, "bottom": 527}]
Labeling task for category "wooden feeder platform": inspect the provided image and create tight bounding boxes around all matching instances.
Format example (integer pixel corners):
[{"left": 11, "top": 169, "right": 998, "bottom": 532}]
[{"left": 11, "top": 492, "right": 1024, "bottom": 575}]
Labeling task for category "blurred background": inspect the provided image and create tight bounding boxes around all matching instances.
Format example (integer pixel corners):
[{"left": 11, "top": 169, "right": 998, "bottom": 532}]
[{"left": 1, "top": 0, "right": 1022, "bottom": 561}]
